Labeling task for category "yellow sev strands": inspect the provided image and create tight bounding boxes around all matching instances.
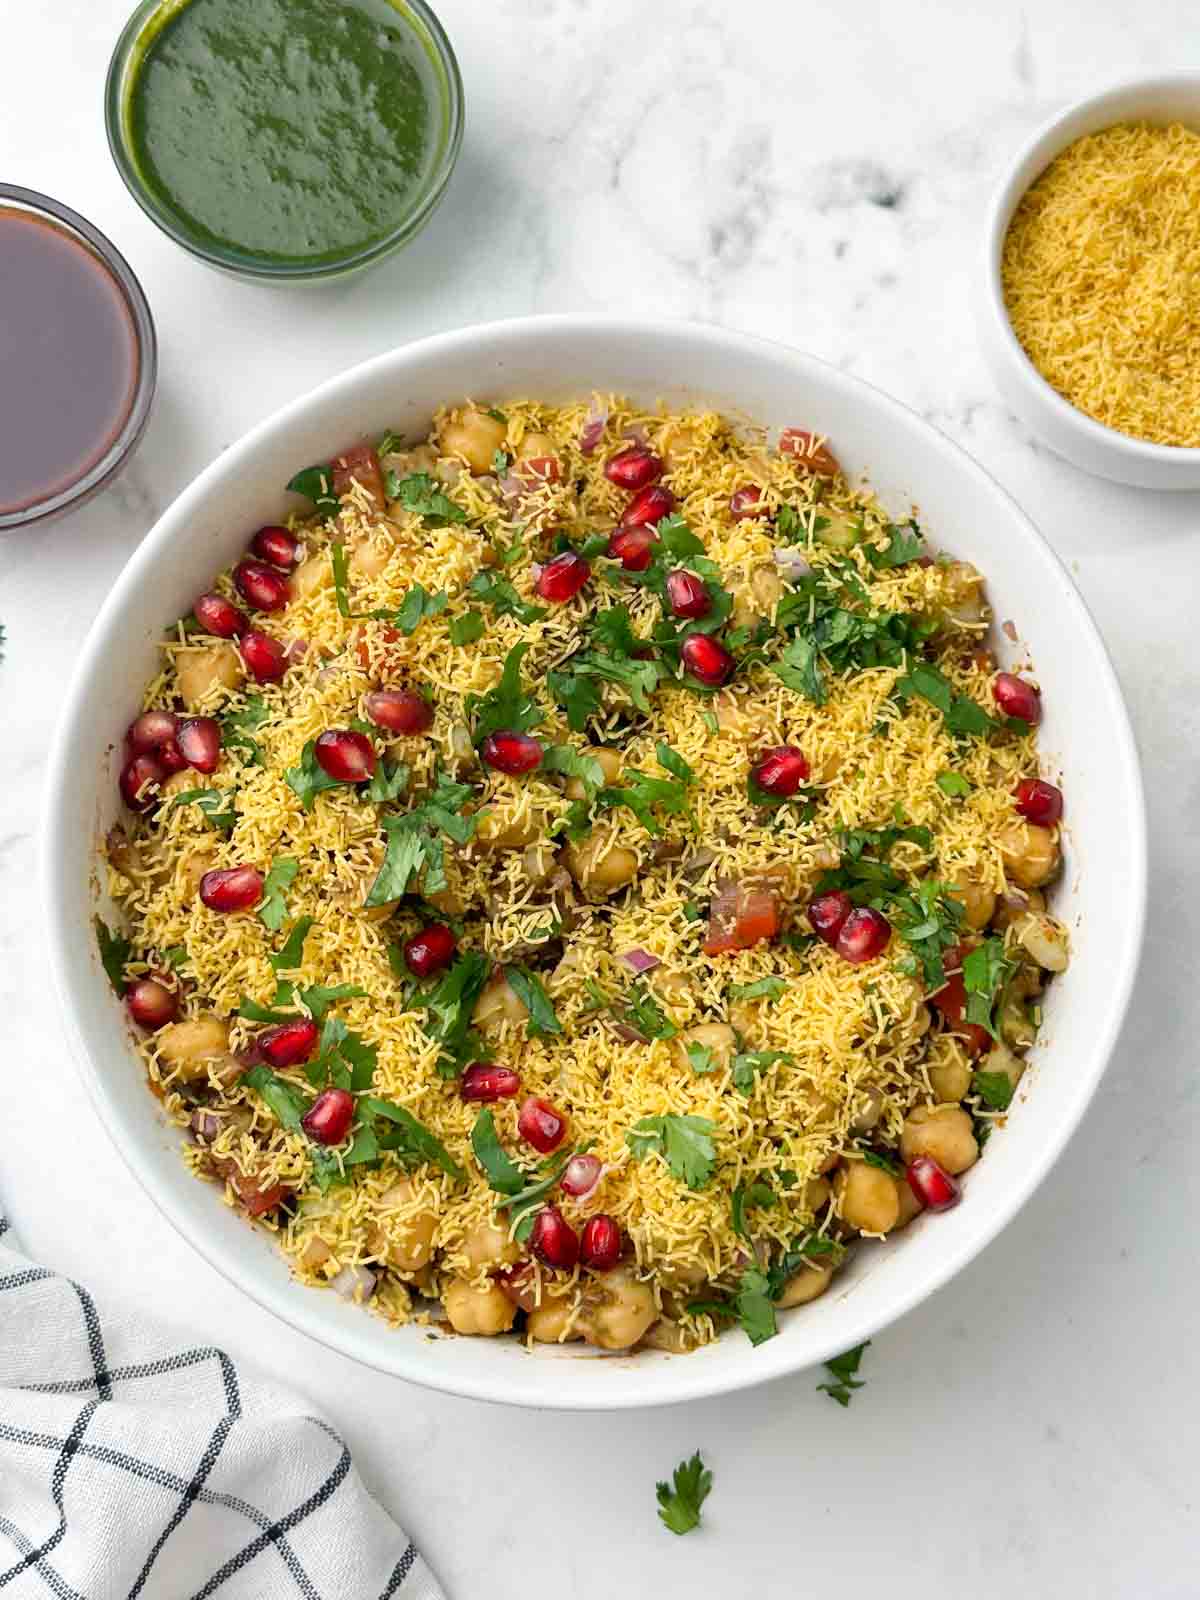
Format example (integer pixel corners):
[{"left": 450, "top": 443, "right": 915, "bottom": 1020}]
[
  {"left": 1002, "top": 121, "right": 1200, "bottom": 447},
  {"left": 105, "top": 396, "right": 1043, "bottom": 1347}
]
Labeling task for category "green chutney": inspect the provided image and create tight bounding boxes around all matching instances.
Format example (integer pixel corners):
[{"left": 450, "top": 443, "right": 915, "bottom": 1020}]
[{"left": 127, "top": 0, "right": 447, "bottom": 267}]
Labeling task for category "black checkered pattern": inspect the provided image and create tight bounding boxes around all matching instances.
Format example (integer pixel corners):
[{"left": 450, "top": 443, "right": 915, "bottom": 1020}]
[{"left": 0, "top": 1216, "right": 440, "bottom": 1600}]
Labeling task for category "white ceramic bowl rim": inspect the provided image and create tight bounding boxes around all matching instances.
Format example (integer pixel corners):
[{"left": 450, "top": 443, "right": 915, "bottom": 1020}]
[
  {"left": 982, "top": 70, "right": 1200, "bottom": 465},
  {"left": 43, "top": 315, "right": 1147, "bottom": 1409}
]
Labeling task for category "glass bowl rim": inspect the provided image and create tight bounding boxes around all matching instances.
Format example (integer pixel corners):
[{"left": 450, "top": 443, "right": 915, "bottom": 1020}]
[
  {"left": 103, "top": 0, "right": 465, "bottom": 283},
  {"left": 0, "top": 183, "right": 158, "bottom": 531}
]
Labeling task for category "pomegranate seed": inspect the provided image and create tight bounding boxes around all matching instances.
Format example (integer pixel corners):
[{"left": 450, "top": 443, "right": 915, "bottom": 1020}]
[
  {"left": 681, "top": 633, "right": 734, "bottom": 687},
  {"left": 199, "top": 865, "right": 263, "bottom": 913},
  {"left": 606, "top": 524, "right": 658, "bottom": 571},
  {"left": 250, "top": 524, "right": 301, "bottom": 569},
  {"left": 517, "top": 1097, "right": 567, "bottom": 1154},
  {"left": 481, "top": 730, "right": 543, "bottom": 775},
  {"left": 579, "top": 1214, "right": 622, "bottom": 1271},
  {"left": 127, "top": 709, "right": 178, "bottom": 756},
  {"left": 404, "top": 923, "right": 456, "bottom": 978},
  {"left": 460, "top": 1063, "right": 521, "bottom": 1103},
  {"left": 529, "top": 1205, "right": 579, "bottom": 1271},
  {"left": 536, "top": 551, "right": 591, "bottom": 603},
  {"left": 193, "top": 592, "right": 249, "bottom": 638},
  {"left": 560, "top": 1153, "right": 603, "bottom": 1199},
  {"left": 126, "top": 978, "right": 177, "bottom": 1030},
  {"left": 620, "top": 484, "right": 675, "bottom": 529},
  {"left": 258, "top": 1018, "right": 319, "bottom": 1068},
  {"left": 314, "top": 729, "right": 377, "bottom": 783},
  {"left": 234, "top": 560, "right": 292, "bottom": 612},
  {"left": 666, "top": 569, "right": 710, "bottom": 619},
  {"left": 836, "top": 907, "right": 891, "bottom": 963},
  {"left": 751, "top": 745, "right": 810, "bottom": 797},
  {"left": 906, "top": 1155, "right": 961, "bottom": 1212},
  {"left": 119, "top": 753, "right": 164, "bottom": 811},
  {"left": 364, "top": 689, "right": 433, "bottom": 735},
  {"left": 809, "top": 890, "right": 853, "bottom": 946},
  {"left": 729, "top": 485, "right": 765, "bottom": 519},
  {"left": 302, "top": 1087, "right": 355, "bottom": 1146},
  {"left": 604, "top": 446, "right": 663, "bottom": 492},
  {"left": 240, "top": 630, "right": 288, "bottom": 683},
  {"left": 1014, "top": 778, "right": 1062, "bottom": 826},
  {"left": 176, "top": 716, "right": 222, "bottom": 774},
  {"left": 993, "top": 672, "right": 1041, "bottom": 725},
  {"left": 497, "top": 1261, "right": 537, "bottom": 1313}
]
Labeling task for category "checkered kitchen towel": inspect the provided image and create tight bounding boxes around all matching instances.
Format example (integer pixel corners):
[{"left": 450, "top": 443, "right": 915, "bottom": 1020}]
[{"left": 0, "top": 1214, "right": 443, "bottom": 1600}]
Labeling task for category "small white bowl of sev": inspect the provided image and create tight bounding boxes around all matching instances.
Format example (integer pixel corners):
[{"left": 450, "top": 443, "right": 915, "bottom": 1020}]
[{"left": 979, "top": 73, "right": 1200, "bottom": 489}]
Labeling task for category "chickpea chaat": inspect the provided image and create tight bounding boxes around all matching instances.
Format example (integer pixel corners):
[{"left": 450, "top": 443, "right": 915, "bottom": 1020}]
[{"left": 99, "top": 396, "right": 1069, "bottom": 1355}]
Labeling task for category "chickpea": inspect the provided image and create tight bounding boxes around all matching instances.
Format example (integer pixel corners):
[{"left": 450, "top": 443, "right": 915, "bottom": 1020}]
[
  {"left": 473, "top": 807, "right": 541, "bottom": 852},
  {"left": 527, "top": 1295, "right": 583, "bottom": 1344},
  {"left": 1014, "top": 911, "right": 1070, "bottom": 973},
  {"left": 443, "top": 1278, "right": 517, "bottom": 1336},
  {"left": 521, "top": 842, "right": 558, "bottom": 886},
  {"left": 928, "top": 1052, "right": 972, "bottom": 1104},
  {"left": 776, "top": 1264, "right": 832, "bottom": 1308},
  {"left": 157, "top": 1014, "right": 230, "bottom": 1081},
  {"left": 440, "top": 408, "right": 507, "bottom": 475},
  {"left": 643, "top": 1319, "right": 694, "bottom": 1353},
  {"left": 368, "top": 1179, "right": 437, "bottom": 1272},
  {"left": 849, "top": 1086, "right": 884, "bottom": 1134},
  {"left": 835, "top": 1161, "right": 901, "bottom": 1234},
  {"left": 675, "top": 1022, "right": 735, "bottom": 1073},
  {"left": 900, "top": 1105, "right": 978, "bottom": 1176},
  {"left": 938, "top": 561, "right": 988, "bottom": 628},
  {"left": 951, "top": 873, "right": 996, "bottom": 932},
  {"left": 177, "top": 642, "right": 243, "bottom": 710},
  {"left": 814, "top": 510, "right": 863, "bottom": 551},
  {"left": 348, "top": 534, "right": 394, "bottom": 580},
  {"left": 998, "top": 820, "right": 1060, "bottom": 890},
  {"left": 473, "top": 973, "right": 529, "bottom": 1032},
  {"left": 461, "top": 1219, "right": 520, "bottom": 1271},
  {"left": 732, "top": 563, "right": 784, "bottom": 629},
  {"left": 293, "top": 552, "right": 331, "bottom": 599},
  {"left": 578, "top": 1266, "right": 658, "bottom": 1350},
  {"left": 999, "top": 985, "right": 1038, "bottom": 1051},
  {"left": 564, "top": 746, "right": 622, "bottom": 799},
  {"left": 563, "top": 827, "right": 639, "bottom": 899},
  {"left": 893, "top": 1172, "right": 924, "bottom": 1229}
]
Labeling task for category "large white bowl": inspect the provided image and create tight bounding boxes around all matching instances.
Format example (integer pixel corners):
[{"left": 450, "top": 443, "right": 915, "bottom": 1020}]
[
  {"left": 44, "top": 317, "right": 1146, "bottom": 1410},
  {"left": 978, "top": 72, "right": 1200, "bottom": 489}
]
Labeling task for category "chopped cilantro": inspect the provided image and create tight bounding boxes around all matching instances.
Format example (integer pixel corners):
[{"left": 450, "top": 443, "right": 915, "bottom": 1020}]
[
  {"left": 596, "top": 769, "right": 688, "bottom": 836},
  {"left": 504, "top": 966, "right": 562, "bottom": 1038},
  {"left": 221, "top": 696, "right": 270, "bottom": 766},
  {"left": 162, "top": 945, "right": 189, "bottom": 971},
  {"left": 392, "top": 585, "right": 450, "bottom": 635},
  {"left": 541, "top": 744, "right": 607, "bottom": 801},
  {"left": 971, "top": 1068, "right": 1015, "bottom": 1111},
  {"left": 730, "top": 1179, "right": 775, "bottom": 1240},
  {"left": 962, "top": 936, "right": 1017, "bottom": 1039},
  {"left": 471, "top": 1108, "right": 525, "bottom": 1196},
  {"left": 936, "top": 770, "right": 973, "bottom": 799},
  {"left": 864, "top": 520, "right": 923, "bottom": 569},
  {"left": 302, "top": 984, "right": 367, "bottom": 1023},
  {"left": 391, "top": 472, "right": 467, "bottom": 526},
  {"left": 448, "top": 611, "right": 486, "bottom": 647},
  {"left": 95, "top": 917, "right": 131, "bottom": 994},
  {"left": 311, "top": 1015, "right": 377, "bottom": 1091},
  {"left": 270, "top": 917, "right": 314, "bottom": 973},
  {"left": 284, "top": 739, "right": 346, "bottom": 810},
  {"left": 286, "top": 464, "right": 338, "bottom": 518},
  {"left": 359, "top": 1095, "right": 464, "bottom": 1179},
  {"left": 817, "top": 1341, "right": 870, "bottom": 1407},
  {"left": 626, "top": 1114, "right": 716, "bottom": 1190},
  {"left": 655, "top": 1452, "right": 712, "bottom": 1536},
  {"left": 258, "top": 857, "right": 299, "bottom": 933},
  {"left": 733, "top": 1266, "right": 777, "bottom": 1346},
  {"left": 617, "top": 980, "right": 677, "bottom": 1041},
  {"left": 420, "top": 950, "right": 491, "bottom": 1076},
  {"left": 896, "top": 661, "right": 999, "bottom": 740},
  {"left": 655, "top": 742, "right": 694, "bottom": 783},
  {"left": 365, "top": 776, "right": 477, "bottom": 905},
  {"left": 727, "top": 976, "right": 786, "bottom": 1001},
  {"left": 466, "top": 643, "right": 543, "bottom": 744},
  {"left": 467, "top": 570, "right": 548, "bottom": 626},
  {"left": 167, "top": 787, "right": 237, "bottom": 832},
  {"left": 731, "top": 1050, "right": 791, "bottom": 1096},
  {"left": 686, "top": 1042, "right": 716, "bottom": 1075},
  {"left": 861, "top": 1148, "right": 901, "bottom": 1177}
]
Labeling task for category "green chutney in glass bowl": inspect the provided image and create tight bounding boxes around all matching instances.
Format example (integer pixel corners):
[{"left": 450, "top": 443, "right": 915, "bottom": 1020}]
[{"left": 106, "top": 0, "right": 463, "bottom": 283}]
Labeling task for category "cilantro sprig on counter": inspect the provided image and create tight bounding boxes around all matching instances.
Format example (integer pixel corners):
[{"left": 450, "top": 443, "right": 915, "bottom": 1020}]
[
  {"left": 817, "top": 1341, "right": 870, "bottom": 1407},
  {"left": 656, "top": 1452, "right": 712, "bottom": 1536}
]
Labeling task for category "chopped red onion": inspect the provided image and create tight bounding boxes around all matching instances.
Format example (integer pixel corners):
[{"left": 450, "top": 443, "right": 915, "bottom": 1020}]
[
  {"left": 610, "top": 1021, "right": 649, "bottom": 1045},
  {"left": 621, "top": 423, "right": 649, "bottom": 446},
  {"left": 620, "top": 947, "right": 660, "bottom": 974},
  {"left": 330, "top": 1264, "right": 376, "bottom": 1302},
  {"left": 497, "top": 473, "right": 525, "bottom": 504},
  {"left": 580, "top": 401, "right": 608, "bottom": 455},
  {"left": 284, "top": 638, "right": 308, "bottom": 664},
  {"left": 1002, "top": 619, "right": 1018, "bottom": 641},
  {"left": 773, "top": 547, "right": 813, "bottom": 580},
  {"left": 188, "top": 1110, "right": 222, "bottom": 1145}
]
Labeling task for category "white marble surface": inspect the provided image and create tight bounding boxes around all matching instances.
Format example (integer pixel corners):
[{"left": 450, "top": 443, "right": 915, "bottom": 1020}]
[{"left": 3, "top": 1, "right": 1199, "bottom": 1593}]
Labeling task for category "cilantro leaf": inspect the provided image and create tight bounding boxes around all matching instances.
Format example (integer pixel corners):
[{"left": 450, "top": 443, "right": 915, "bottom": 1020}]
[
  {"left": 861, "top": 1148, "right": 901, "bottom": 1177},
  {"left": 731, "top": 1050, "right": 791, "bottom": 1096},
  {"left": 596, "top": 769, "right": 688, "bottom": 836},
  {"left": 590, "top": 603, "right": 641, "bottom": 657},
  {"left": 864, "top": 520, "right": 923, "bottom": 569},
  {"left": 285, "top": 740, "right": 345, "bottom": 810},
  {"left": 243, "top": 1062, "right": 306, "bottom": 1131},
  {"left": 421, "top": 950, "right": 491, "bottom": 1076},
  {"left": 546, "top": 665, "right": 603, "bottom": 733},
  {"left": 616, "top": 980, "right": 677, "bottom": 1042},
  {"left": 270, "top": 917, "right": 314, "bottom": 972},
  {"left": 448, "top": 611, "right": 485, "bottom": 647},
  {"left": 626, "top": 1114, "right": 717, "bottom": 1190},
  {"left": 365, "top": 777, "right": 478, "bottom": 906},
  {"left": 504, "top": 966, "right": 562, "bottom": 1038},
  {"left": 366, "top": 759, "right": 409, "bottom": 805},
  {"left": 817, "top": 1341, "right": 870, "bottom": 1406},
  {"left": 167, "top": 787, "right": 237, "bottom": 832},
  {"left": 466, "top": 643, "right": 543, "bottom": 744},
  {"left": 727, "top": 976, "right": 786, "bottom": 1001},
  {"left": 359, "top": 1095, "right": 464, "bottom": 1179},
  {"left": 962, "top": 936, "right": 1017, "bottom": 1039},
  {"left": 394, "top": 585, "right": 450, "bottom": 634},
  {"left": 391, "top": 472, "right": 467, "bottom": 526},
  {"left": 95, "top": 917, "right": 131, "bottom": 994},
  {"left": 686, "top": 1042, "right": 716, "bottom": 1075},
  {"left": 733, "top": 1266, "right": 777, "bottom": 1346},
  {"left": 258, "top": 857, "right": 299, "bottom": 933},
  {"left": 471, "top": 1108, "right": 525, "bottom": 1196},
  {"left": 897, "top": 661, "right": 999, "bottom": 740},
  {"left": 221, "top": 696, "right": 270, "bottom": 766},
  {"left": 655, "top": 743, "right": 694, "bottom": 783},
  {"left": 731, "top": 1179, "right": 775, "bottom": 1240},
  {"left": 971, "top": 1069, "right": 1015, "bottom": 1111},
  {"left": 467, "top": 570, "right": 547, "bottom": 626},
  {"left": 287, "top": 464, "right": 338, "bottom": 517},
  {"left": 502, "top": 1149, "right": 576, "bottom": 1241},
  {"left": 936, "top": 770, "right": 973, "bottom": 799},
  {"left": 162, "top": 945, "right": 189, "bottom": 971},
  {"left": 541, "top": 744, "right": 607, "bottom": 801},
  {"left": 770, "top": 634, "right": 825, "bottom": 703},
  {"left": 655, "top": 1452, "right": 712, "bottom": 1536}
]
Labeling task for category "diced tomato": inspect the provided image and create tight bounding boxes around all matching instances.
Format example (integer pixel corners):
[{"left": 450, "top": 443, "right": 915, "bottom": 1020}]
[
  {"left": 213, "top": 1158, "right": 291, "bottom": 1217},
  {"left": 353, "top": 624, "right": 401, "bottom": 674},
  {"left": 517, "top": 455, "right": 561, "bottom": 485},
  {"left": 703, "top": 880, "right": 781, "bottom": 956},
  {"left": 779, "top": 428, "right": 840, "bottom": 478},
  {"left": 332, "top": 443, "right": 385, "bottom": 510},
  {"left": 928, "top": 946, "right": 990, "bottom": 1056}
]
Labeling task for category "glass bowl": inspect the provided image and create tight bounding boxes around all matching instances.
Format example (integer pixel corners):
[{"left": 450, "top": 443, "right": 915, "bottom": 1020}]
[
  {"left": 0, "top": 185, "right": 157, "bottom": 532},
  {"left": 104, "top": 0, "right": 464, "bottom": 285}
]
